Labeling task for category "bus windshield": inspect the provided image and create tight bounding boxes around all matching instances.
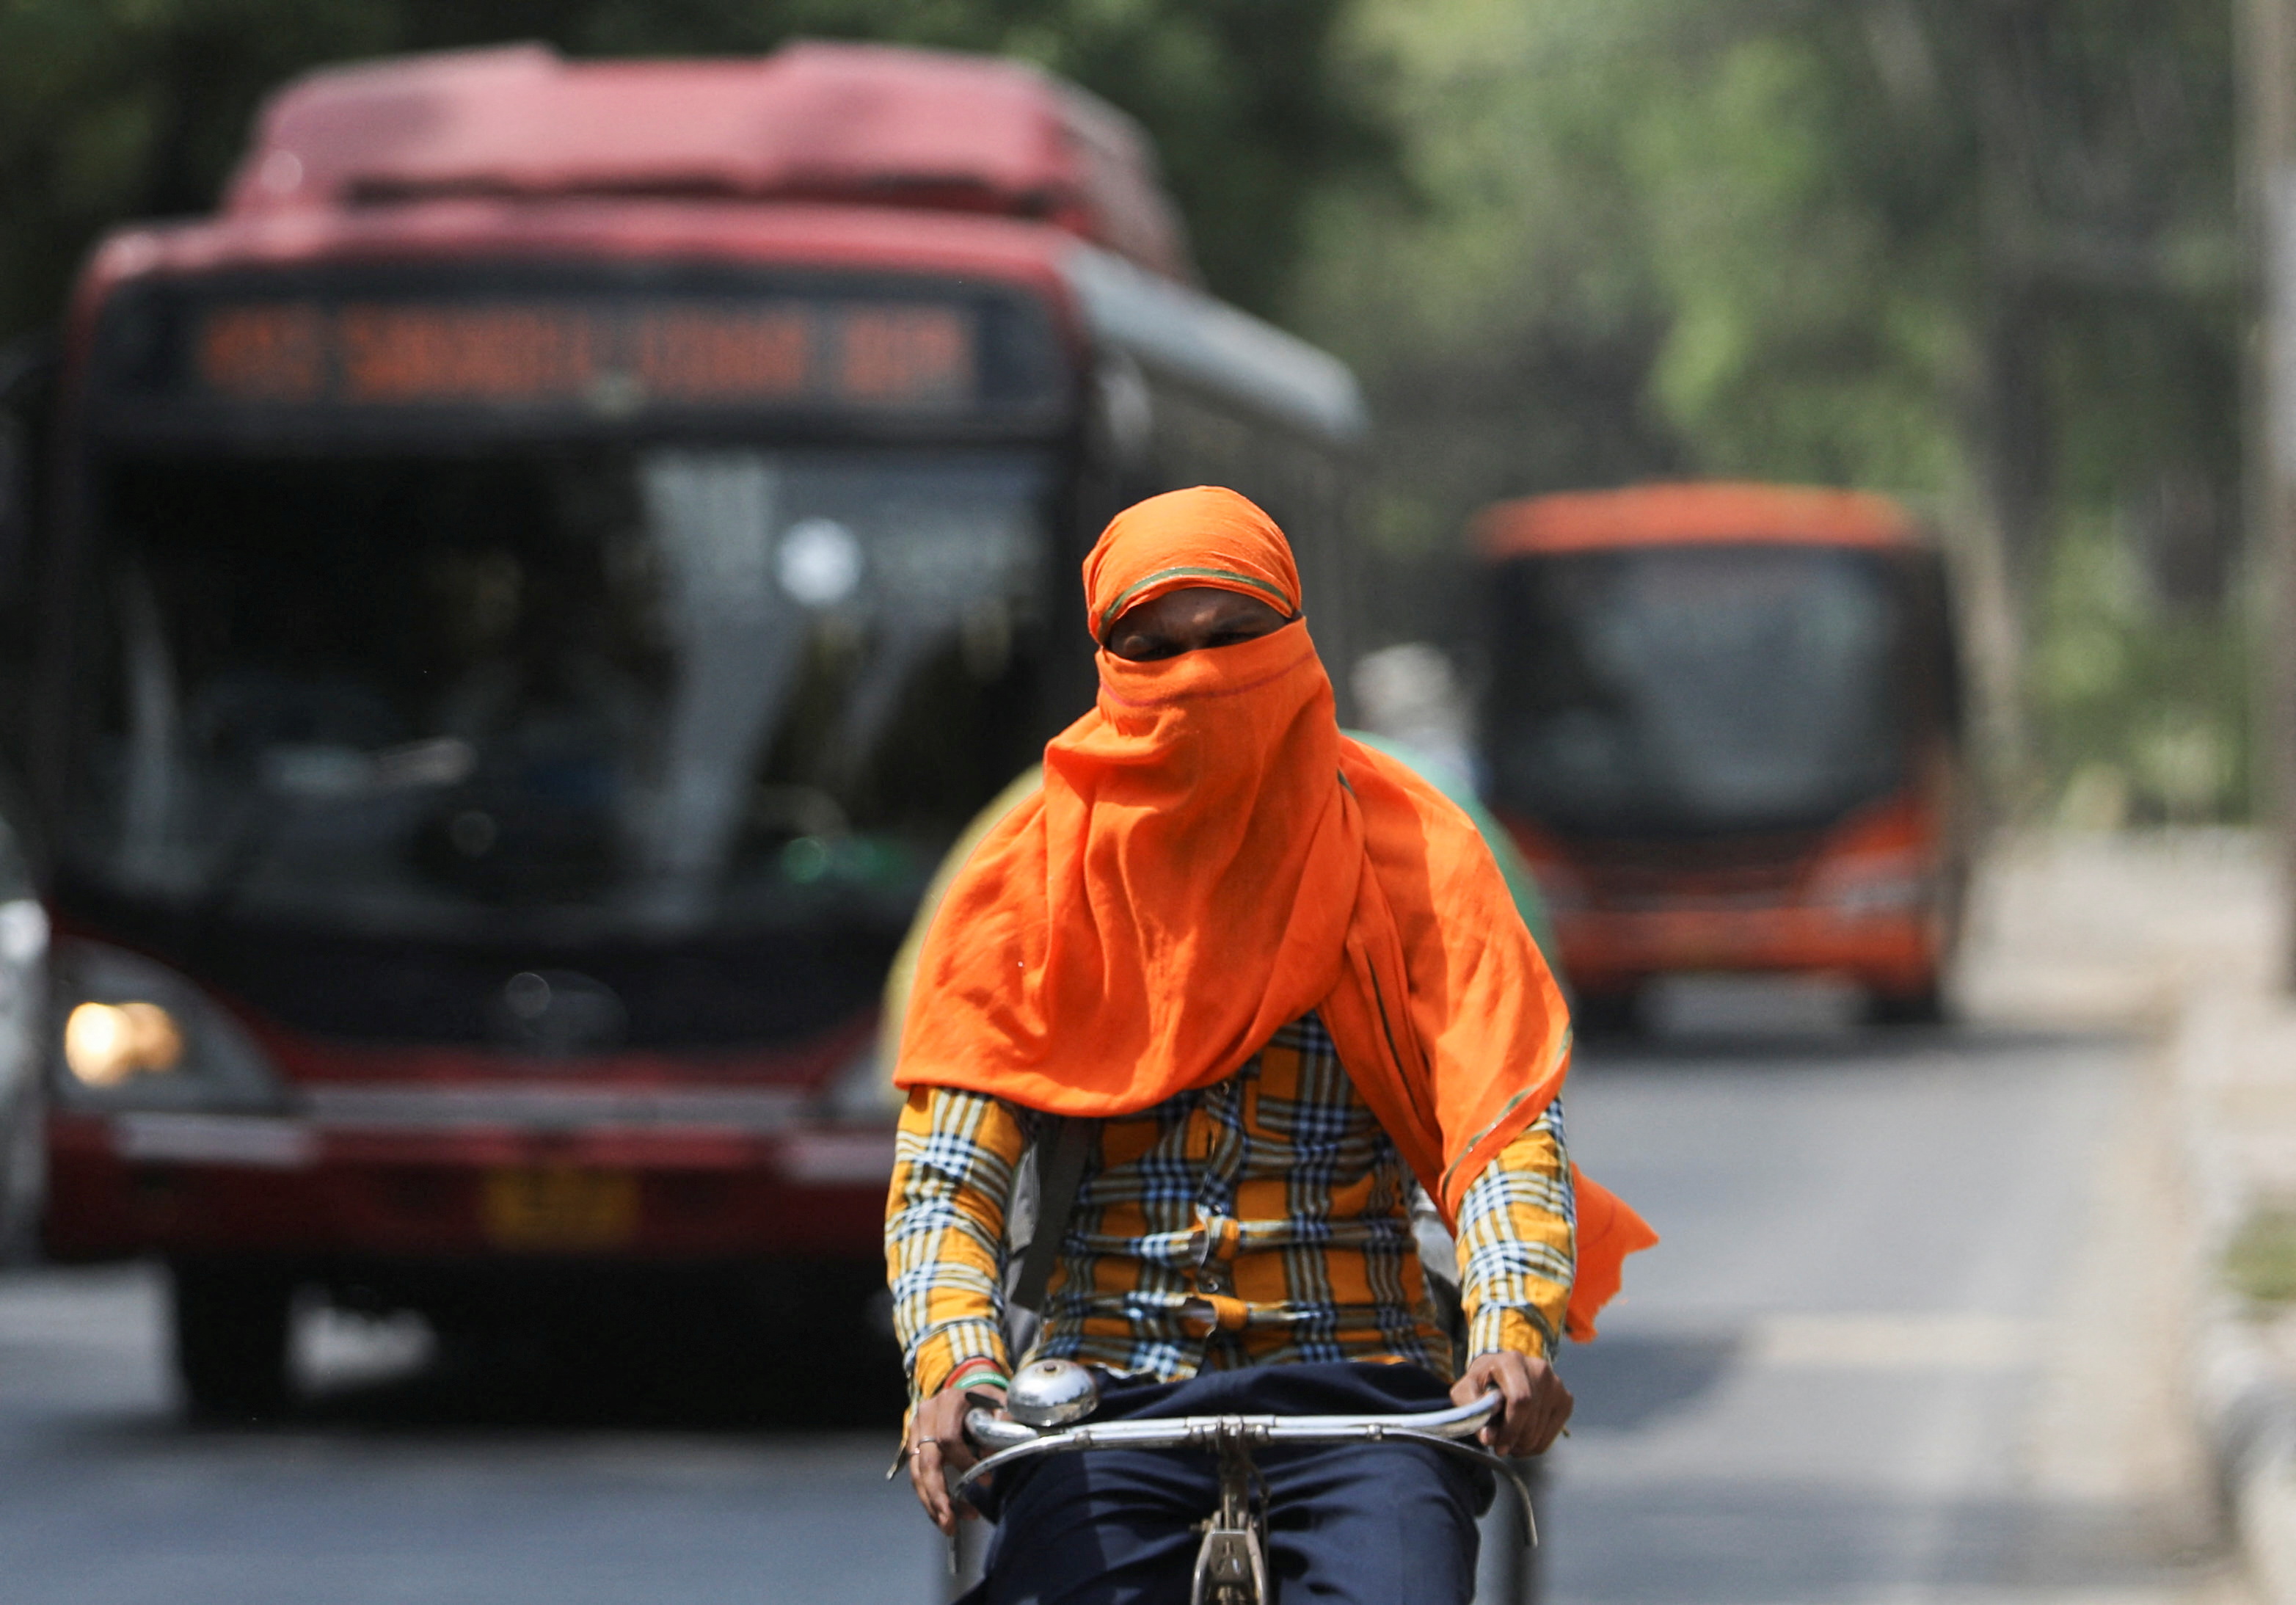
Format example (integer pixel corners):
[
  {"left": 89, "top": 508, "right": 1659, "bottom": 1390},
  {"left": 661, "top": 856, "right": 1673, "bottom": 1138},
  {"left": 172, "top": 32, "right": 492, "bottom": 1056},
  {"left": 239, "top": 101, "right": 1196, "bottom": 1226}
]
[
  {"left": 62, "top": 445, "right": 1054, "bottom": 937},
  {"left": 1482, "top": 544, "right": 1904, "bottom": 839}
]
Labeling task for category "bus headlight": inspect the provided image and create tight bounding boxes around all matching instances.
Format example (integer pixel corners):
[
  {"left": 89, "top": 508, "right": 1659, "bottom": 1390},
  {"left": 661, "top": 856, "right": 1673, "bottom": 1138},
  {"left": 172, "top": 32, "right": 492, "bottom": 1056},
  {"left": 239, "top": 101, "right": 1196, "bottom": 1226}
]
[
  {"left": 65, "top": 1002, "right": 184, "bottom": 1085},
  {"left": 51, "top": 943, "right": 285, "bottom": 1112}
]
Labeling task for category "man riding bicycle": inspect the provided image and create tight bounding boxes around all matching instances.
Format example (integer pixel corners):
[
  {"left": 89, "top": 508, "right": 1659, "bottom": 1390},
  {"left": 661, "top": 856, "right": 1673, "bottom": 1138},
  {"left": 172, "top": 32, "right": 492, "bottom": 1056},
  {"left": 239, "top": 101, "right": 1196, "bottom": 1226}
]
[{"left": 884, "top": 487, "right": 1653, "bottom": 1603}]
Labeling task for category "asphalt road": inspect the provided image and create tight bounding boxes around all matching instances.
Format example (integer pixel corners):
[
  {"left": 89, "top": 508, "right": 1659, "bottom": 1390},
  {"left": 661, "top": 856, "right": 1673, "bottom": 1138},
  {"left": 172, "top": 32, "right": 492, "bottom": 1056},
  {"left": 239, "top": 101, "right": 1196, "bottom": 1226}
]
[
  {"left": 0, "top": 1002, "right": 2247, "bottom": 1604},
  {"left": 1548, "top": 999, "right": 2239, "bottom": 1605}
]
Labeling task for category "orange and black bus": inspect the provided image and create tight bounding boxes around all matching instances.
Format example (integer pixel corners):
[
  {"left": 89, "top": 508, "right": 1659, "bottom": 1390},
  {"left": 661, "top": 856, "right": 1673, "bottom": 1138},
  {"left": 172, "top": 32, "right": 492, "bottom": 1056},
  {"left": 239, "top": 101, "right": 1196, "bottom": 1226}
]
[{"left": 1472, "top": 483, "right": 1969, "bottom": 1028}]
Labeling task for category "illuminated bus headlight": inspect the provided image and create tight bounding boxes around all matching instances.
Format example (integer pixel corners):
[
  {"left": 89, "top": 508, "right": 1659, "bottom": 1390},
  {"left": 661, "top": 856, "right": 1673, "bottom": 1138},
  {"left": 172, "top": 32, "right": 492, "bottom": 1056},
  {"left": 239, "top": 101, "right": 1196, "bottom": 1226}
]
[
  {"left": 51, "top": 944, "right": 285, "bottom": 1112},
  {"left": 65, "top": 1001, "right": 183, "bottom": 1085}
]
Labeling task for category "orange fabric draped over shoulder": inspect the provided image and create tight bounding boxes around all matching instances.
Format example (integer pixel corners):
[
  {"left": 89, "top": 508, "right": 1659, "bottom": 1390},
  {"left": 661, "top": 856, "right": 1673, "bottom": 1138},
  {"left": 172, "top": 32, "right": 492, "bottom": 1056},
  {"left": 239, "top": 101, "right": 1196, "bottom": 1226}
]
[{"left": 895, "top": 487, "right": 1655, "bottom": 1339}]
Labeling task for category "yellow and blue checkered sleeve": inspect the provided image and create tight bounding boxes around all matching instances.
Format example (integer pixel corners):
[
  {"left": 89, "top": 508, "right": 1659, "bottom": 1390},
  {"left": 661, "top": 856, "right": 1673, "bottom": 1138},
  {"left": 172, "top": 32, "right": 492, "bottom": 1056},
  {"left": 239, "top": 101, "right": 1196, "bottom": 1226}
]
[
  {"left": 1454, "top": 1099, "right": 1575, "bottom": 1362},
  {"left": 885, "top": 1084, "right": 1029, "bottom": 1402}
]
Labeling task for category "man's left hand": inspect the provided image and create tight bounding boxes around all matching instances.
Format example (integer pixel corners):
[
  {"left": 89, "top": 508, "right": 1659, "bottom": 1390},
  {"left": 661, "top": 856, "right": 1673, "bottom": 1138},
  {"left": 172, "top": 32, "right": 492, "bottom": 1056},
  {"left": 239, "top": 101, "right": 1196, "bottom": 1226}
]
[{"left": 1452, "top": 1350, "right": 1572, "bottom": 1457}]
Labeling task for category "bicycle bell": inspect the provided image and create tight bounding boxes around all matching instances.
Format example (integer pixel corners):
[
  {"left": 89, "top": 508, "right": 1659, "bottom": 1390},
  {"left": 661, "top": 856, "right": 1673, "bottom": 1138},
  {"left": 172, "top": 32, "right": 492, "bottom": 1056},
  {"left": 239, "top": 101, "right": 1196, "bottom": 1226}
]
[{"left": 1004, "top": 1358, "right": 1099, "bottom": 1428}]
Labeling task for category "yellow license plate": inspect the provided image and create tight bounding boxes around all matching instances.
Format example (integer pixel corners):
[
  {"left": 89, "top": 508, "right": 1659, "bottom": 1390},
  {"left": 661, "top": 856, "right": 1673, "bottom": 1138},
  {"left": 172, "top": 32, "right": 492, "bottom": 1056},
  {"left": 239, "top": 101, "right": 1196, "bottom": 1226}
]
[{"left": 481, "top": 1167, "right": 639, "bottom": 1251}]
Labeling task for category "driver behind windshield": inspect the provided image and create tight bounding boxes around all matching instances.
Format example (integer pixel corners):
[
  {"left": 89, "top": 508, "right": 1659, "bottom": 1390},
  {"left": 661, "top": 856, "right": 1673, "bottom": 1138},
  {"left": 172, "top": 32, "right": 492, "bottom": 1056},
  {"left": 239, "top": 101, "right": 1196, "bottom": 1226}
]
[{"left": 884, "top": 487, "right": 1654, "bottom": 1601}]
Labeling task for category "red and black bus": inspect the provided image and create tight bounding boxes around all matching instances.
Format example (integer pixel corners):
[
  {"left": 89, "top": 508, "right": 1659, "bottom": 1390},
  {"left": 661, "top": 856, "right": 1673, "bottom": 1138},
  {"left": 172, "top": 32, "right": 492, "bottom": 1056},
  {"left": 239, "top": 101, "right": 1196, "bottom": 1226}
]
[
  {"left": 1473, "top": 484, "right": 1969, "bottom": 1028},
  {"left": 12, "top": 40, "right": 1365, "bottom": 1413}
]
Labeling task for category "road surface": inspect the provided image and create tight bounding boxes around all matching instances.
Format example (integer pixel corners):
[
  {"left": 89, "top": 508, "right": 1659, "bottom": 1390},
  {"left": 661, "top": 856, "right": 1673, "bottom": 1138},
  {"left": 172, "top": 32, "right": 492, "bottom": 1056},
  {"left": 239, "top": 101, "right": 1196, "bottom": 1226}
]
[
  {"left": 1548, "top": 996, "right": 2239, "bottom": 1605},
  {"left": 0, "top": 1000, "right": 2247, "bottom": 1603}
]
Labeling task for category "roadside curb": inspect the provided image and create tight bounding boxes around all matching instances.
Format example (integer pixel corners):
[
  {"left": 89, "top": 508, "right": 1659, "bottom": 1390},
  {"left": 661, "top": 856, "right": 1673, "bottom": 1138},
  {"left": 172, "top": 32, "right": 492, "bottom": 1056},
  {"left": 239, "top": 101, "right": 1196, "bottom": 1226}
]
[{"left": 2173, "top": 990, "right": 2296, "bottom": 1605}]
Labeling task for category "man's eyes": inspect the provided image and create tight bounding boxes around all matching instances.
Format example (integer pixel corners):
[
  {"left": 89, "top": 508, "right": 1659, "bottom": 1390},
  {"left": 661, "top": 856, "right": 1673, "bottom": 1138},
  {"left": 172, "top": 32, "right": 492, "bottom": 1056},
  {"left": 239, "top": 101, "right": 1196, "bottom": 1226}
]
[
  {"left": 1108, "top": 616, "right": 1270, "bottom": 660},
  {"left": 1113, "top": 633, "right": 1183, "bottom": 660}
]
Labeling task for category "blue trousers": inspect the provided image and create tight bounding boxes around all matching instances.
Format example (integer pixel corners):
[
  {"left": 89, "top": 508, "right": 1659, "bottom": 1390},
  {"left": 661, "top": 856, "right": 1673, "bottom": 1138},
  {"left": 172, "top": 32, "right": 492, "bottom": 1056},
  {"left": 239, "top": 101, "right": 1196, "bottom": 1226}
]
[{"left": 963, "top": 1362, "right": 1492, "bottom": 1605}]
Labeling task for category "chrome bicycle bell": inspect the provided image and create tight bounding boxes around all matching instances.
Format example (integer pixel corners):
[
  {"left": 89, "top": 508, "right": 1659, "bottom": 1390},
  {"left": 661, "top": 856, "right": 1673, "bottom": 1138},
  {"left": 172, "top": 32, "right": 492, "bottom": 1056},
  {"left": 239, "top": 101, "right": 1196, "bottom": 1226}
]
[{"left": 1005, "top": 1358, "right": 1099, "bottom": 1428}]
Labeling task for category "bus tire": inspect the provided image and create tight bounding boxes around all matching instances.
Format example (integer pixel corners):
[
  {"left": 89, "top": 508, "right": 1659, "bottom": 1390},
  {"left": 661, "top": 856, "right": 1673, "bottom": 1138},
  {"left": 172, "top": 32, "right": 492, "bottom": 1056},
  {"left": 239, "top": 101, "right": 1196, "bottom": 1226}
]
[
  {"left": 1572, "top": 986, "right": 1641, "bottom": 1038},
  {"left": 1866, "top": 983, "right": 1946, "bottom": 1027},
  {"left": 170, "top": 1259, "right": 294, "bottom": 1422}
]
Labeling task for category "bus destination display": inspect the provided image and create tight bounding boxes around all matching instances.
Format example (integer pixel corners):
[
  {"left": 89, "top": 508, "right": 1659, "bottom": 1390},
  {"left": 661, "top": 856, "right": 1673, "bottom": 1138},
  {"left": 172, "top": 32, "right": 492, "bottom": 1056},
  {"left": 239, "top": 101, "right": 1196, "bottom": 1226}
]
[{"left": 186, "top": 296, "right": 978, "bottom": 412}]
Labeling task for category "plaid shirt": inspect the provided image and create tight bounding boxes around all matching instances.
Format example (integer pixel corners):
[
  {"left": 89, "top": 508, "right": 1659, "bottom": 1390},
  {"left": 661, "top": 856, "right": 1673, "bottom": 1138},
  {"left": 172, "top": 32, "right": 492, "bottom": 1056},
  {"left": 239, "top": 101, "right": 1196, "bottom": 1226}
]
[{"left": 886, "top": 1011, "right": 1574, "bottom": 1402}]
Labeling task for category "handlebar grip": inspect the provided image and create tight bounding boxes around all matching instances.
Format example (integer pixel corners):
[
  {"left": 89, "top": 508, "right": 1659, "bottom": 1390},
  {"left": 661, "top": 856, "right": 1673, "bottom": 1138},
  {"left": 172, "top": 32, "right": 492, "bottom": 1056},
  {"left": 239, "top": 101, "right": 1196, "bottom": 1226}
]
[{"left": 964, "top": 1407, "right": 1039, "bottom": 1453}]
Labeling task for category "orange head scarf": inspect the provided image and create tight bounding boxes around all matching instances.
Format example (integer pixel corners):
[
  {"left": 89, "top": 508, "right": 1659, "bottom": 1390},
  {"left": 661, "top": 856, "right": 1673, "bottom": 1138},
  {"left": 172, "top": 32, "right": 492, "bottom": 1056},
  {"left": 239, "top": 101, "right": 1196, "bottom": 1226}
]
[{"left": 895, "top": 487, "right": 1653, "bottom": 1338}]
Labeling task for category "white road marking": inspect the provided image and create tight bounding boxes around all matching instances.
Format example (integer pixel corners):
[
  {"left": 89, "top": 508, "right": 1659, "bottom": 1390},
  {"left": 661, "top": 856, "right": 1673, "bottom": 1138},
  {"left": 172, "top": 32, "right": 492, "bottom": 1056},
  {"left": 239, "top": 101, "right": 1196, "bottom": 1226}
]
[{"left": 1746, "top": 1312, "right": 2042, "bottom": 1371}]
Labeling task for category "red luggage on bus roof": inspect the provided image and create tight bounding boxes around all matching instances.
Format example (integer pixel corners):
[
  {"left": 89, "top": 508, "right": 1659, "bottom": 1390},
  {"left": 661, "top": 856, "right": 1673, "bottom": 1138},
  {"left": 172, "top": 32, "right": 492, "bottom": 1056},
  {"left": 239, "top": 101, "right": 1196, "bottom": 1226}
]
[
  {"left": 221, "top": 39, "right": 1195, "bottom": 283},
  {"left": 1476, "top": 481, "right": 1919, "bottom": 556}
]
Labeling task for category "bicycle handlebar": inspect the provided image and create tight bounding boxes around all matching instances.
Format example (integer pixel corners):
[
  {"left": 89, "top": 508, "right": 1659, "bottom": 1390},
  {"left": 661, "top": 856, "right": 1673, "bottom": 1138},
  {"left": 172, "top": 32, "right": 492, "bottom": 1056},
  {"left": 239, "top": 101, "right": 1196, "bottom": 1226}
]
[
  {"left": 955, "top": 1389, "right": 1536, "bottom": 1540},
  {"left": 963, "top": 1390, "right": 1501, "bottom": 1458}
]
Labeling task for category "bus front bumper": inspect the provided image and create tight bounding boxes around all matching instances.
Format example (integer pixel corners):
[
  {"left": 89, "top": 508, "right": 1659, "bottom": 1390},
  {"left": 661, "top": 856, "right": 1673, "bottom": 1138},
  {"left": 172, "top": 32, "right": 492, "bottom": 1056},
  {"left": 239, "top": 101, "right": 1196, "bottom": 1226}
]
[
  {"left": 1553, "top": 902, "right": 1940, "bottom": 997},
  {"left": 42, "top": 1105, "right": 895, "bottom": 1264}
]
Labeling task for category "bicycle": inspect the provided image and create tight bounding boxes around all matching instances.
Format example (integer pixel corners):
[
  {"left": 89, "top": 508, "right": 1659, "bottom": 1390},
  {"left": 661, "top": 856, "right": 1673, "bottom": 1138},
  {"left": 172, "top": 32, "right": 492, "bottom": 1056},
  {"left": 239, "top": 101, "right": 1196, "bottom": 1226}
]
[{"left": 952, "top": 1358, "right": 1539, "bottom": 1605}]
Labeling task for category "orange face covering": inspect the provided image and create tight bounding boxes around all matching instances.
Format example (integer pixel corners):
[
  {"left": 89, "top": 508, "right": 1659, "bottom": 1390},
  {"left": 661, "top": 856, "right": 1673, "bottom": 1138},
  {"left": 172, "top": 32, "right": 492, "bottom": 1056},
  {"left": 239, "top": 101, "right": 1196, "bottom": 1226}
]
[{"left": 895, "top": 486, "right": 1654, "bottom": 1339}]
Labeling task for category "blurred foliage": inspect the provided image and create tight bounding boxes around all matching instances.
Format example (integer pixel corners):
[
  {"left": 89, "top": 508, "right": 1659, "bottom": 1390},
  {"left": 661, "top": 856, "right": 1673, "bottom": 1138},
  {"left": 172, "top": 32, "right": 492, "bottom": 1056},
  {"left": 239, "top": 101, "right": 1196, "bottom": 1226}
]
[
  {"left": 1298, "top": 0, "right": 2248, "bottom": 819},
  {"left": 0, "top": 0, "right": 1387, "bottom": 341},
  {"left": 2228, "top": 1207, "right": 2296, "bottom": 1304},
  {"left": 2037, "top": 517, "right": 2248, "bottom": 826}
]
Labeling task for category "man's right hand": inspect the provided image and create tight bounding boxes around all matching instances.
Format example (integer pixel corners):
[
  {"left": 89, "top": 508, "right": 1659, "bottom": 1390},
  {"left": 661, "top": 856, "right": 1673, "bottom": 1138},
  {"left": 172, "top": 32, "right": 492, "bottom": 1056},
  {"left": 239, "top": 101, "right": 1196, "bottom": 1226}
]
[
  {"left": 1453, "top": 1350, "right": 1572, "bottom": 1457},
  {"left": 908, "top": 1383, "right": 1006, "bottom": 1535}
]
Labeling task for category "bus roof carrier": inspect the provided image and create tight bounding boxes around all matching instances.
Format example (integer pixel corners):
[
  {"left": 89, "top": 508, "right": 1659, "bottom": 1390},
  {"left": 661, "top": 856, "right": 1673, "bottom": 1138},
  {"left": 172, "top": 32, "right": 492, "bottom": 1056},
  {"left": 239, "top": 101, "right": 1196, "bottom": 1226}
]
[
  {"left": 1476, "top": 481, "right": 1920, "bottom": 558},
  {"left": 222, "top": 39, "right": 1196, "bottom": 284}
]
